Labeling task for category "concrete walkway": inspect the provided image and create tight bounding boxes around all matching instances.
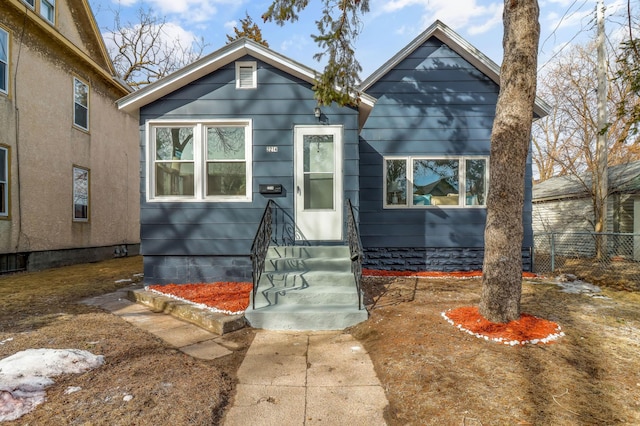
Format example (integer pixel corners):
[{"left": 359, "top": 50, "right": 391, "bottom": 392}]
[
  {"left": 224, "top": 331, "right": 388, "bottom": 425},
  {"left": 82, "top": 285, "right": 390, "bottom": 425}
]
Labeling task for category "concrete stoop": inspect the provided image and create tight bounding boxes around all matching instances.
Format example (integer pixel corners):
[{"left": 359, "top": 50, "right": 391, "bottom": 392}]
[
  {"left": 128, "top": 289, "right": 246, "bottom": 335},
  {"left": 244, "top": 245, "right": 368, "bottom": 331}
]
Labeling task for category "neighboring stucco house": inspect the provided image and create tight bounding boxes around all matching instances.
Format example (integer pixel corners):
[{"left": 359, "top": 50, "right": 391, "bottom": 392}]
[
  {"left": 533, "top": 161, "right": 640, "bottom": 235},
  {"left": 0, "top": 0, "right": 140, "bottom": 272}
]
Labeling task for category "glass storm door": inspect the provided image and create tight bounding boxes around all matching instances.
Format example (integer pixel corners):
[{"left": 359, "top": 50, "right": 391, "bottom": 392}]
[{"left": 294, "top": 126, "right": 343, "bottom": 241}]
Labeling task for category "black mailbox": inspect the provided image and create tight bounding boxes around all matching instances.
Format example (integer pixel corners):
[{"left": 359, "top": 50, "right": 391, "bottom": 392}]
[{"left": 259, "top": 184, "right": 283, "bottom": 194}]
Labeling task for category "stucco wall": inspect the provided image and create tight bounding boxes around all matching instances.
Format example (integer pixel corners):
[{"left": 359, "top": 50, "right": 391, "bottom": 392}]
[{"left": 0, "top": 1, "right": 140, "bottom": 258}]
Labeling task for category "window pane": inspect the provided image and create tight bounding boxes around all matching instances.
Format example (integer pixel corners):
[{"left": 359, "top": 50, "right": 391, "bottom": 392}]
[
  {"left": 0, "top": 148, "right": 6, "bottom": 215},
  {"left": 413, "top": 159, "right": 459, "bottom": 206},
  {"left": 207, "top": 127, "right": 245, "bottom": 160},
  {"left": 207, "top": 162, "right": 246, "bottom": 196},
  {"left": 0, "top": 29, "right": 7, "bottom": 93},
  {"left": 74, "top": 104, "right": 88, "bottom": 129},
  {"left": 303, "top": 135, "right": 334, "bottom": 173},
  {"left": 24, "top": 0, "right": 35, "bottom": 6},
  {"left": 466, "top": 159, "right": 486, "bottom": 205},
  {"left": 155, "top": 163, "right": 194, "bottom": 196},
  {"left": 74, "top": 79, "right": 87, "bottom": 107},
  {"left": 304, "top": 173, "right": 334, "bottom": 209},
  {"left": 41, "top": 0, "right": 55, "bottom": 22},
  {"left": 0, "top": 148, "right": 5, "bottom": 180},
  {"left": 155, "top": 127, "right": 194, "bottom": 161},
  {"left": 73, "top": 167, "right": 89, "bottom": 220},
  {"left": 386, "top": 159, "right": 407, "bottom": 205}
]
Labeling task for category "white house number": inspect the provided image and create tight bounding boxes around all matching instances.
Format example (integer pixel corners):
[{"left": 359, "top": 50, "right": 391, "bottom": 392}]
[{"left": 266, "top": 146, "right": 278, "bottom": 153}]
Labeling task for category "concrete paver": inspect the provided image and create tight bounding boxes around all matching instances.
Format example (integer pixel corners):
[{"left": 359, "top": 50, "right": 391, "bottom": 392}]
[{"left": 83, "top": 287, "right": 390, "bottom": 425}]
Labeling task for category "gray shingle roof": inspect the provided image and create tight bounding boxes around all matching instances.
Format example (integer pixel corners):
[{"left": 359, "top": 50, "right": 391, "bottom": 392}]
[{"left": 533, "top": 161, "right": 640, "bottom": 201}]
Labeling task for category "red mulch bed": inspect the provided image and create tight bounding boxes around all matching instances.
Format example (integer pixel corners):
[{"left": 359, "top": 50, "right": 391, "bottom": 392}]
[{"left": 147, "top": 282, "right": 252, "bottom": 314}]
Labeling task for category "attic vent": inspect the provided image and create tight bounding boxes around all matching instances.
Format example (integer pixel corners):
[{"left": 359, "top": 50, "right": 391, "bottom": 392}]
[{"left": 236, "top": 61, "right": 257, "bottom": 89}]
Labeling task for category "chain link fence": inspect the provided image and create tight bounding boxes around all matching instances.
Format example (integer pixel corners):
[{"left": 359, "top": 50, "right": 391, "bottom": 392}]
[{"left": 533, "top": 232, "right": 640, "bottom": 291}]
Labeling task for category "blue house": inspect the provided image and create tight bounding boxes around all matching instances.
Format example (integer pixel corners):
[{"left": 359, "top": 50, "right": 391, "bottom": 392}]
[{"left": 117, "top": 21, "right": 548, "bottom": 329}]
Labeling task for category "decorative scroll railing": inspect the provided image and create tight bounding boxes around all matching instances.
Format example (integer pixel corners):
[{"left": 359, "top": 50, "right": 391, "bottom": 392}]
[
  {"left": 250, "top": 200, "right": 302, "bottom": 309},
  {"left": 346, "top": 199, "right": 364, "bottom": 310},
  {"left": 250, "top": 200, "right": 274, "bottom": 309}
]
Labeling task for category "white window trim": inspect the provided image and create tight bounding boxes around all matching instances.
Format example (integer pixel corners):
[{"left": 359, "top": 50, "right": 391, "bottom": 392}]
[
  {"left": 146, "top": 119, "right": 253, "bottom": 203},
  {"left": 0, "top": 27, "right": 8, "bottom": 96},
  {"left": 0, "top": 145, "right": 8, "bottom": 218},
  {"left": 72, "top": 166, "right": 90, "bottom": 222},
  {"left": 383, "top": 155, "right": 489, "bottom": 209},
  {"left": 235, "top": 61, "right": 257, "bottom": 89},
  {"left": 73, "top": 77, "right": 89, "bottom": 131}
]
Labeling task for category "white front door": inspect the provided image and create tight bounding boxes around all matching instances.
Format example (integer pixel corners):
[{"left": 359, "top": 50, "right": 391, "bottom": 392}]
[{"left": 294, "top": 125, "right": 343, "bottom": 241}]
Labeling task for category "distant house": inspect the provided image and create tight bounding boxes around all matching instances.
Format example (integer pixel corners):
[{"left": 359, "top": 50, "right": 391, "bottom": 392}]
[
  {"left": 117, "top": 20, "right": 549, "bottom": 286},
  {"left": 533, "top": 161, "right": 640, "bottom": 235},
  {"left": 0, "top": 0, "right": 140, "bottom": 272}
]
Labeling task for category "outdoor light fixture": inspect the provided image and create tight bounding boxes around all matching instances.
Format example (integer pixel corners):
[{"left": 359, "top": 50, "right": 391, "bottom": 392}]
[{"left": 314, "top": 106, "right": 321, "bottom": 119}]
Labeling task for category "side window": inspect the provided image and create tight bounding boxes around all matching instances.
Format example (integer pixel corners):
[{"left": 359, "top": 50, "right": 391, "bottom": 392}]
[
  {"left": 0, "top": 146, "right": 8, "bottom": 218},
  {"left": 0, "top": 27, "right": 8, "bottom": 95},
  {"left": 235, "top": 61, "right": 257, "bottom": 89},
  {"left": 23, "top": 0, "right": 35, "bottom": 7},
  {"left": 383, "top": 156, "right": 488, "bottom": 208},
  {"left": 73, "top": 166, "right": 89, "bottom": 221},
  {"left": 40, "top": 0, "right": 55, "bottom": 24},
  {"left": 73, "top": 77, "right": 89, "bottom": 130}
]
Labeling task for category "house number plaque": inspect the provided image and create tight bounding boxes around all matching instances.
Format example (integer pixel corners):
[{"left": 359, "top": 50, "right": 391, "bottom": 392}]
[{"left": 266, "top": 146, "right": 278, "bottom": 153}]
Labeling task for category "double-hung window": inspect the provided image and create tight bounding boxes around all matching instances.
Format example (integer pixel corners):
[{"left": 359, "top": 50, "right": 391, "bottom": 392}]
[
  {"left": 73, "top": 166, "right": 89, "bottom": 221},
  {"left": 0, "top": 27, "right": 8, "bottom": 95},
  {"left": 73, "top": 77, "right": 89, "bottom": 130},
  {"left": 384, "top": 156, "right": 488, "bottom": 208},
  {"left": 40, "top": 0, "right": 55, "bottom": 24},
  {"left": 149, "top": 120, "right": 252, "bottom": 201},
  {"left": 0, "top": 146, "right": 8, "bottom": 218}
]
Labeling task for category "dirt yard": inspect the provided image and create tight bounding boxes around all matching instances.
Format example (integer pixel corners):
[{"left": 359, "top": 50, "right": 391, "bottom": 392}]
[
  {"left": 1, "top": 257, "right": 640, "bottom": 424},
  {"left": 350, "top": 276, "right": 640, "bottom": 425}
]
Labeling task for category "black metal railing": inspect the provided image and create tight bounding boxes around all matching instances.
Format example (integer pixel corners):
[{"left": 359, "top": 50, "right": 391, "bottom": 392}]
[
  {"left": 346, "top": 199, "right": 364, "bottom": 310},
  {"left": 250, "top": 200, "right": 274, "bottom": 309}
]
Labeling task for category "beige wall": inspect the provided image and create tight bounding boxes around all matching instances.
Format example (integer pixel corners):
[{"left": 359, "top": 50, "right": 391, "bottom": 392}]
[{"left": 0, "top": 1, "right": 139, "bottom": 255}]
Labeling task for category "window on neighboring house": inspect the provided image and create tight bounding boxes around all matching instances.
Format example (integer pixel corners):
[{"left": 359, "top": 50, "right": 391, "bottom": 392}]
[
  {"left": 73, "top": 166, "right": 89, "bottom": 221},
  {"left": 0, "top": 146, "right": 8, "bottom": 218},
  {"left": 384, "top": 156, "right": 488, "bottom": 208},
  {"left": 23, "top": 0, "right": 35, "bottom": 7},
  {"left": 73, "top": 77, "right": 89, "bottom": 130},
  {"left": 40, "top": 0, "right": 55, "bottom": 23},
  {"left": 0, "top": 27, "right": 8, "bottom": 95},
  {"left": 236, "top": 61, "right": 256, "bottom": 89},
  {"left": 150, "top": 120, "right": 252, "bottom": 201}
]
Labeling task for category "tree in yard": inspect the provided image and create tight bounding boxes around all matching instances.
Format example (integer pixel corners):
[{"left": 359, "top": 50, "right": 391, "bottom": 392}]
[
  {"left": 227, "top": 13, "right": 270, "bottom": 47},
  {"left": 265, "top": 0, "right": 541, "bottom": 323},
  {"left": 478, "top": 0, "right": 541, "bottom": 323},
  {"left": 615, "top": 0, "right": 640, "bottom": 137},
  {"left": 103, "top": 7, "right": 206, "bottom": 89}
]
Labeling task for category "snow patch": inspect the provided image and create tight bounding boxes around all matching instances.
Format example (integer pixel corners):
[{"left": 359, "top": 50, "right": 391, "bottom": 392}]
[{"left": 0, "top": 349, "right": 104, "bottom": 421}]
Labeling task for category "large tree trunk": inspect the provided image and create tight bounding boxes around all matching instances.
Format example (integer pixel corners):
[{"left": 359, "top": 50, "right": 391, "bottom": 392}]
[{"left": 479, "top": 0, "right": 540, "bottom": 323}]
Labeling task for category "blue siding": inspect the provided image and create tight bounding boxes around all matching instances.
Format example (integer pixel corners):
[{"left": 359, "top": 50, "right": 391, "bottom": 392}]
[
  {"left": 359, "top": 36, "right": 534, "bottom": 269},
  {"left": 139, "top": 55, "right": 359, "bottom": 283}
]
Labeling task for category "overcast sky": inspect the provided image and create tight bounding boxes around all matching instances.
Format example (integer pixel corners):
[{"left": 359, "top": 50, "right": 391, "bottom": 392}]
[{"left": 89, "top": 0, "right": 634, "bottom": 80}]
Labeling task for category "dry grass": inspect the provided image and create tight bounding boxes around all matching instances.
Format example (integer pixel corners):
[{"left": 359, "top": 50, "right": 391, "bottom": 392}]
[
  {"left": 0, "top": 257, "right": 244, "bottom": 425},
  {"left": 2, "top": 257, "right": 640, "bottom": 424},
  {"left": 350, "top": 276, "right": 640, "bottom": 425}
]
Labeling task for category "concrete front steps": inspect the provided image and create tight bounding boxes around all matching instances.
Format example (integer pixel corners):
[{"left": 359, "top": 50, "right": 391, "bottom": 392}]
[{"left": 244, "top": 245, "right": 368, "bottom": 331}]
